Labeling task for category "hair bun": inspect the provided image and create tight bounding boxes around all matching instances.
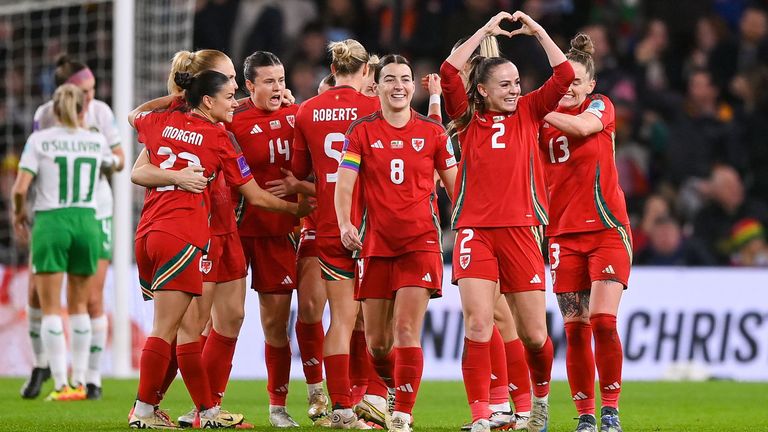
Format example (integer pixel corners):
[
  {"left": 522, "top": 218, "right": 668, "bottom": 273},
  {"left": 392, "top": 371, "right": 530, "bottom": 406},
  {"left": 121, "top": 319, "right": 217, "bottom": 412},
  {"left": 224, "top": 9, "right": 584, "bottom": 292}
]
[
  {"left": 56, "top": 54, "right": 71, "bottom": 67},
  {"left": 174, "top": 72, "right": 195, "bottom": 90},
  {"left": 570, "top": 33, "right": 595, "bottom": 56}
]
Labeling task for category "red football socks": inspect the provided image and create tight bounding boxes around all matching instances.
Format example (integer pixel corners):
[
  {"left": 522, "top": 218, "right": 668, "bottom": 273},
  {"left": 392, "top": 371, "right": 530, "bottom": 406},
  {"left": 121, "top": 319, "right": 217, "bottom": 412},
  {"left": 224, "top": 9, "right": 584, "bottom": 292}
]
[
  {"left": 366, "top": 363, "right": 389, "bottom": 399},
  {"left": 565, "top": 321, "right": 596, "bottom": 415},
  {"left": 325, "top": 354, "right": 352, "bottom": 408},
  {"left": 393, "top": 347, "right": 423, "bottom": 414},
  {"left": 504, "top": 338, "right": 531, "bottom": 413},
  {"left": 158, "top": 338, "right": 178, "bottom": 399},
  {"left": 349, "top": 330, "right": 369, "bottom": 404},
  {"left": 177, "top": 341, "right": 214, "bottom": 411},
  {"left": 202, "top": 329, "right": 237, "bottom": 406},
  {"left": 591, "top": 313, "right": 622, "bottom": 409},
  {"left": 138, "top": 337, "right": 171, "bottom": 405},
  {"left": 296, "top": 321, "right": 325, "bottom": 385},
  {"left": 369, "top": 350, "right": 396, "bottom": 389},
  {"left": 265, "top": 343, "right": 291, "bottom": 406},
  {"left": 489, "top": 326, "right": 509, "bottom": 406},
  {"left": 525, "top": 336, "right": 554, "bottom": 398},
  {"left": 462, "top": 338, "right": 492, "bottom": 421}
]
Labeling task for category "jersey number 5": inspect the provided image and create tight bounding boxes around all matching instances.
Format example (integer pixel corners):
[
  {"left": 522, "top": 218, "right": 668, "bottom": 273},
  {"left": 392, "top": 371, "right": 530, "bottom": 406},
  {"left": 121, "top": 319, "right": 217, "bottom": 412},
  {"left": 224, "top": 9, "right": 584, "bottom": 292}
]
[
  {"left": 324, "top": 132, "right": 345, "bottom": 183},
  {"left": 156, "top": 146, "right": 202, "bottom": 191}
]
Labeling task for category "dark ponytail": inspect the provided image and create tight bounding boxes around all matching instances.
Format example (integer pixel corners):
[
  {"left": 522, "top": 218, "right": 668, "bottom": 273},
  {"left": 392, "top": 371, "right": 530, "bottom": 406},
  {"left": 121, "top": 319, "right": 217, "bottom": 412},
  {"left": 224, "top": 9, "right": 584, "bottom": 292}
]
[
  {"left": 447, "top": 56, "right": 511, "bottom": 137},
  {"left": 54, "top": 54, "right": 88, "bottom": 86},
  {"left": 175, "top": 70, "right": 230, "bottom": 108}
]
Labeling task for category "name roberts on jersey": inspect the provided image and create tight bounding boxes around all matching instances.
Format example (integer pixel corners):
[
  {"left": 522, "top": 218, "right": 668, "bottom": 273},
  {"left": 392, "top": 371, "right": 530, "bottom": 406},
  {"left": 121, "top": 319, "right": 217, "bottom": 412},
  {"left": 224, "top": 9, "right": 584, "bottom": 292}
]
[{"left": 313, "top": 107, "right": 359, "bottom": 122}]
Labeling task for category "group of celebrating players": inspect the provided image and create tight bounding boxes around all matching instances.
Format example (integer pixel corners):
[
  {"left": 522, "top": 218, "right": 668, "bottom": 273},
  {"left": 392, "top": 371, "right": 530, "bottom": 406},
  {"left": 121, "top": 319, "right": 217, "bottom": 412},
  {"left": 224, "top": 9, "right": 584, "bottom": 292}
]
[{"left": 13, "top": 9, "right": 631, "bottom": 432}]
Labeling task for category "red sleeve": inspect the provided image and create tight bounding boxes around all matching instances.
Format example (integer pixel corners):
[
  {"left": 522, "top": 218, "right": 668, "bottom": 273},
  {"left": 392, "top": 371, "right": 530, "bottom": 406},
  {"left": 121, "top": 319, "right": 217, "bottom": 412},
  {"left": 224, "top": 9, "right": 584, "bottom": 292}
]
[
  {"left": 218, "top": 131, "right": 254, "bottom": 187},
  {"left": 439, "top": 61, "right": 469, "bottom": 121},
  {"left": 134, "top": 110, "right": 162, "bottom": 145},
  {"left": 584, "top": 95, "right": 614, "bottom": 129},
  {"left": 428, "top": 113, "right": 442, "bottom": 123},
  {"left": 525, "top": 61, "right": 575, "bottom": 120},
  {"left": 291, "top": 106, "right": 313, "bottom": 180},
  {"left": 433, "top": 128, "right": 457, "bottom": 171},
  {"left": 339, "top": 126, "right": 363, "bottom": 172}
]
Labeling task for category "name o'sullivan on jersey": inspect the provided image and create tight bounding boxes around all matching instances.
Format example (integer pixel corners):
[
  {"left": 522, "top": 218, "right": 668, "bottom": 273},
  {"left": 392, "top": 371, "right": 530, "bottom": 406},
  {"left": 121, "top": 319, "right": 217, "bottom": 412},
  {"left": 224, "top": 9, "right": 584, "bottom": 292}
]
[{"left": 313, "top": 108, "right": 358, "bottom": 122}]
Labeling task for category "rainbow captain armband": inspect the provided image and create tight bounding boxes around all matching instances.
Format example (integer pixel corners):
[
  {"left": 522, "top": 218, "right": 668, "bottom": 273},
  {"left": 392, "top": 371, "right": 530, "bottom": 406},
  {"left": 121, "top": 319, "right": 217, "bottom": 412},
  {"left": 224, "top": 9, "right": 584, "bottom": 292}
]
[{"left": 339, "top": 152, "right": 361, "bottom": 172}]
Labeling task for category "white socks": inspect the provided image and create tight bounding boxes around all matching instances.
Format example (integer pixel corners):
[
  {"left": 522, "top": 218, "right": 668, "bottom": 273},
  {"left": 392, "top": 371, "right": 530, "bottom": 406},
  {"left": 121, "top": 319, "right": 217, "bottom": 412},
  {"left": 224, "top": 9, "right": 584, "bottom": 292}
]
[
  {"left": 69, "top": 313, "right": 91, "bottom": 387},
  {"left": 134, "top": 400, "right": 155, "bottom": 417},
  {"left": 87, "top": 315, "right": 108, "bottom": 386},
  {"left": 41, "top": 315, "right": 67, "bottom": 389},
  {"left": 27, "top": 307, "right": 47, "bottom": 368},
  {"left": 490, "top": 402, "right": 511, "bottom": 413}
]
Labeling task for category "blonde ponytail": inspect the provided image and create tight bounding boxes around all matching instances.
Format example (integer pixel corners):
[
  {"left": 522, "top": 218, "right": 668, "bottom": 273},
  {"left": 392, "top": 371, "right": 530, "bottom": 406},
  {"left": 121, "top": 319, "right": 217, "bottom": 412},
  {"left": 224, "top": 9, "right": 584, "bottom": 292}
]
[
  {"left": 167, "top": 49, "right": 230, "bottom": 95},
  {"left": 53, "top": 84, "right": 84, "bottom": 129},
  {"left": 328, "top": 39, "right": 370, "bottom": 76}
]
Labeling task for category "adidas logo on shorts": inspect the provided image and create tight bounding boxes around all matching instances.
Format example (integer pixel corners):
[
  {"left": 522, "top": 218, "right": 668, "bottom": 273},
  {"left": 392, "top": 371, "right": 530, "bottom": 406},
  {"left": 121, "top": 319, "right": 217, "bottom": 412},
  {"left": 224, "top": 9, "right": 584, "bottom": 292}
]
[
  {"left": 281, "top": 276, "right": 293, "bottom": 285},
  {"left": 529, "top": 274, "right": 542, "bottom": 284},
  {"left": 602, "top": 265, "right": 616, "bottom": 274},
  {"left": 422, "top": 273, "right": 432, "bottom": 282}
]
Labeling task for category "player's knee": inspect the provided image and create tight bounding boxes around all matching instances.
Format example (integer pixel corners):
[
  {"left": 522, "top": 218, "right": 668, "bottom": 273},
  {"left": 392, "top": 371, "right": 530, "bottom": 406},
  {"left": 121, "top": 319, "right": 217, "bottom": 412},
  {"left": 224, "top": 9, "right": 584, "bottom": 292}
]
[
  {"left": 464, "top": 314, "right": 493, "bottom": 341},
  {"left": 368, "top": 343, "right": 392, "bottom": 359},
  {"left": 519, "top": 330, "right": 547, "bottom": 349},
  {"left": 393, "top": 319, "right": 419, "bottom": 346},
  {"left": 297, "top": 297, "right": 323, "bottom": 323},
  {"left": 86, "top": 297, "right": 103, "bottom": 317}
]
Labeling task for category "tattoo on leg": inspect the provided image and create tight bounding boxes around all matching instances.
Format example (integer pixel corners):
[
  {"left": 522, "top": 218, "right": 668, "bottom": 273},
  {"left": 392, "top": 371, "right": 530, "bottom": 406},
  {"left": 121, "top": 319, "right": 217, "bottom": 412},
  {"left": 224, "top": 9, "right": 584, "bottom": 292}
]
[{"left": 557, "top": 291, "right": 590, "bottom": 319}]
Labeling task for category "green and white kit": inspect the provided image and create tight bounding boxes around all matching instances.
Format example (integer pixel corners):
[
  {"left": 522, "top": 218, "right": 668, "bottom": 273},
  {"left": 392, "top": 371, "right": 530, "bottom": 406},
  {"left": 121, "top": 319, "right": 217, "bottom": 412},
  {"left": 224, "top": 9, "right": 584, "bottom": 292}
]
[
  {"left": 19, "top": 126, "right": 110, "bottom": 274},
  {"left": 34, "top": 99, "right": 120, "bottom": 260}
]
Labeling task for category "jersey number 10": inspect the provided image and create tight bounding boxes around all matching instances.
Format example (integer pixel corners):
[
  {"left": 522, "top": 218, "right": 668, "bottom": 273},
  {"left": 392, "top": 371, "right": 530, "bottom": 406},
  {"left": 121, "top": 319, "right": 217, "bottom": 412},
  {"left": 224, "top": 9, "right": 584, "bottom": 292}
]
[{"left": 54, "top": 156, "right": 97, "bottom": 204}]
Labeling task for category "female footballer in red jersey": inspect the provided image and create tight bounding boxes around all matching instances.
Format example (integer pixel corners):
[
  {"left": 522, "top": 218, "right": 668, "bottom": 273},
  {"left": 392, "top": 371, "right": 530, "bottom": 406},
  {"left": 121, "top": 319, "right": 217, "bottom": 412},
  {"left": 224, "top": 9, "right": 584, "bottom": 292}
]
[
  {"left": 130, "top": 49, "right": 254, "bottom": 426},
  {"left": 226, "top": 50, "right": 326, "bottom": 427},
  {"left": 291, "top": 39, "right": 383, "bottom": 429},
  {"left": 441, "top": 11, "right": 574, "bottom": 432},
  {"left": 127, "top": 70, "right": 310, "bottom": 429},
  {"left": 447, "top": 36, "right": 533, "bottom": 432},
  {"left": 538, "top": 34, "right": 630, "bottom": 432},
  {"left": 336, "top": 54, "right": 458, "bottom": 432}
]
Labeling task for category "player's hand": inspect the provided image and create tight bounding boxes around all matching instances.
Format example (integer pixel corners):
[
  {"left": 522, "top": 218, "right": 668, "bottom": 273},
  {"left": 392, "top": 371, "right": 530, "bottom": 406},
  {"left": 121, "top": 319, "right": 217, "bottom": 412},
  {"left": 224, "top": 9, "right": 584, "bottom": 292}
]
[
  {"left": 480, "top": 11, "right": 515, "bottom": 38},
  {"left": 509, "top": 11, "right": 544, "bottom": 37},
  {"left": 282, "top": 88, "right": 296, "bottom": 106},
  {"left": 339, "top": 222, "right": 363, "bottom": 251},
  {"left": 294, "top": 196, "right": 316, "bottom": 218},
  {"left": 174, "top": 165, "right": 207, "bottom": 193},
  {"left": 265, "top": 168, "right": 301, "bottom": 198},
  {"left": 13, "top": 212, "right": 29, "bottom": 244},
  {"left": 421, "top": 74, "right": 442, "bottom": 96}
]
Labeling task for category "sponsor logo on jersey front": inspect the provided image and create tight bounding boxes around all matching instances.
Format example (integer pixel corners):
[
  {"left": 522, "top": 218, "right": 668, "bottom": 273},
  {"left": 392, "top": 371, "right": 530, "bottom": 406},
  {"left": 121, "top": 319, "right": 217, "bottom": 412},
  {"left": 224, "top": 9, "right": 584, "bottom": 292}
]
[
  {"left": 493, "top": 115, "right": 505, "bottom": 122},
  {"left": 371, "top": 140, "right": 384, "bottom": 149},
  {"left": 390, "top": 140, "right": 403, "bottom": 149},
  {"left": 269, "top": 119, "right": 281, "bottom": 129},
  {"left": 412, "top": 138, "right": 424, "bottom": 152},
  {"left": 250, "top": 124, "right": 263, "bottom": 134},
  {"left": 459, "top": 254, "right": 471, "bottom": 269},
  {"left": 286, "top": 115, "right": 295, "bottom": 128}
]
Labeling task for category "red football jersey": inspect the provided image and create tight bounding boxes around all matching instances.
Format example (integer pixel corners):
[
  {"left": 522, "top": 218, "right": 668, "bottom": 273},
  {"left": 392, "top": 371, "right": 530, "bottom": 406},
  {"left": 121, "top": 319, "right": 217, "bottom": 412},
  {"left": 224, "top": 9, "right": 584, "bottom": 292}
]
[
  {"left": 440, "top": 61, "right": 574, "bottom": 229},
  {"left": 341, "top": 110, "right": 457, "bottom": 257},
  {"left": 135, "top": 109, "right": 253, "bottom": 250},
  {"left": 227, "top": 100, "right": 299, "bottom": 237},
  {"left": 209, "top": 174, "right": 237, "bottom": 235},
  {"left": 291, "top": 86, "right": 380, "bottom": 238},
  {"left": 539, "top": 94, "right": 629, "bottom": 235}
]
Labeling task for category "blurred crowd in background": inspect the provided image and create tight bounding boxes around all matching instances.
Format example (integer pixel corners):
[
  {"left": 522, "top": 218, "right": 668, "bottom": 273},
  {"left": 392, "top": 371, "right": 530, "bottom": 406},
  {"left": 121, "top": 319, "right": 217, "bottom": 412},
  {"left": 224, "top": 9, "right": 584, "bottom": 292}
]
[{"left": 2, "top": 0, "right": 768, "bottom": 268}]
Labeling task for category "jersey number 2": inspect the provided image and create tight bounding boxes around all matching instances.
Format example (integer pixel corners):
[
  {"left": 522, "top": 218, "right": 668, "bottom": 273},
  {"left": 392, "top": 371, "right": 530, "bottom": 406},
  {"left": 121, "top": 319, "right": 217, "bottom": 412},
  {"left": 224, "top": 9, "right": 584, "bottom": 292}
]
[{"left": 156, "top": 146, "right": 202, "bottom": 192}]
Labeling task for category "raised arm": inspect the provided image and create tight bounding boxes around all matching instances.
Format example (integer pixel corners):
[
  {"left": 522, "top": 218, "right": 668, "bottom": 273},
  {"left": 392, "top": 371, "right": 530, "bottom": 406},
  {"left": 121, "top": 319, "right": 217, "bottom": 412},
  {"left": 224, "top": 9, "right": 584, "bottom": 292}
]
[
  {"left": 446, "top": 12, "right": 514, "bottom": 70},
  {"left": 128, "top": 94, "right": 179, "bottom": 128}
]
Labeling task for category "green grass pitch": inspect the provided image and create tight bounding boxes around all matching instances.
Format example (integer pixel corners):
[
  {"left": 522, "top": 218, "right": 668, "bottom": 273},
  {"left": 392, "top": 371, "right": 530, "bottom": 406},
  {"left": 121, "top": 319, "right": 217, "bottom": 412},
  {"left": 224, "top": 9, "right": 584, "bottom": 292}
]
[{"left": 2, "top": 378, "right": 767, "bottom": 431}]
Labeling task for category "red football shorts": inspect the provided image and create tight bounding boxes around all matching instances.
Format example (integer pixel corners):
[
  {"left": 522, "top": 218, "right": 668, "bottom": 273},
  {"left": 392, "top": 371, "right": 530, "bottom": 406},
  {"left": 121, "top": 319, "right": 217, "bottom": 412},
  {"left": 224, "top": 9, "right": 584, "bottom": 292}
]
[
  {"left": 202, "top": 231, "right": 247, "bottom": 283},
  {"left": 356, "top": 251, "right": 443, "bottom": 300},
  {"left": 317, "top": 235, "right": 356, "bottom": 281},
  {"left": 297, "top": 225, "right": 318, "bottom": 260},
  {"left": 240, "top": 235, "right": 298, "bottom": 294},
  {"left": 548, "top": 225, "right": 633, "bottom": 293},
  {"left": 452, "top": 226, "right": 546, "bottom": 293},
  {"left": 135, "top": 231, "right": 202, "bottom": 301}
]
